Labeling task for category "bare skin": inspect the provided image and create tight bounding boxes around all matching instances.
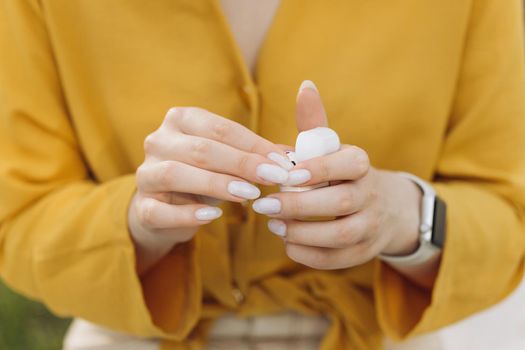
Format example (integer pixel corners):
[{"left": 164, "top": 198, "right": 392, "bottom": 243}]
[
  {"left": 128, "top": 83, "right": 439, "bottom": 289},
  {"left": 128, "top": 107, "right": 292, "bottom": 275},
  {"left": 128, "top": 0, "right": 438, "bottom": 290},
  {"left": 255, "top": 85, "right": 439, "bottom": 289}
]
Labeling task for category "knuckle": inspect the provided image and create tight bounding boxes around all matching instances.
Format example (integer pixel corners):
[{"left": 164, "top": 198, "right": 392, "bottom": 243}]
[
  {"left": 189, "top": 139, "right": 211, "bottom": 166},
  {"left": 351, "top": 147, "right": 370, "bottom": 176},
  {"left": 211, "top": 120, "right": 231, "bottom": 142},
  {"left": 248, "top": 139, "right": 265, "bottom": 154},
  {"left": 286, "top": 194, "right": 305, "bottom": 217},
  {"left": 165, "top": 107, "right": 181, "bottom": 124},
  {"left": 335, "top": 222, "right": 354, "bottom": 246},
  {"left": 157, "top": 162, "right": 176, "bottom": 188},
  {"left": 135, "top": 164, "right": 148, "bottom": 188},
  {"left": 337, "top": 191, "right": 354, "bottom": 215},
  {"left": 205, "top": 174, "right": 221, "bottom": 196},
  {"left": 318, "top": 157, "right": 331, "bottom": 181},
  {"left": 143, "top": 133, "right": 159, "bottom": 154},
  {"left": 137, "top": 198, "right": 157, "bottom": 228},
  {"left": 237, "top": 154, "right": 252, "bottom": 174}
]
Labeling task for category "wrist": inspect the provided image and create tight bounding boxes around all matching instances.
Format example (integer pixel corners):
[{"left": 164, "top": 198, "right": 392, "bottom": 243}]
[
  {"left": 128, "top": 193, "right": 181, "bottom": 274},
  {"left": 379, "top": 170, "right": 421, "bottom": 256}
]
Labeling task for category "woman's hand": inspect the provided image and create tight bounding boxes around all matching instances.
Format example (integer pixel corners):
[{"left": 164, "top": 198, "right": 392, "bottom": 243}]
[
  {"left": 252, "top": 147, "right": 422, "bottom": 270},
  {"left": 252, "top": 80, "right": 424, "bottom": 276},
  {"left": 129, "top": 107, "right": 292, "bottom": 274}
]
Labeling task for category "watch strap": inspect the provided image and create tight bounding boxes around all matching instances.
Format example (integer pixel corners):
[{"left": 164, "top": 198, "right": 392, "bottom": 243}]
[{"left": 379, "top": 172, "right": 444, "bottom": 267}]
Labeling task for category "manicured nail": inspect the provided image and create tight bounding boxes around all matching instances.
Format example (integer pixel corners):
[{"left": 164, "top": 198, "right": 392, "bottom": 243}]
[
  {"left": 267, "top": 152, "right": 294, "bottom": 171},
  {"left": 284, "top": 169, "right": 312, "bottom": 186},
  {"left": 195, "top": 207, "right": 223, "bottom": 221},
  {"left": 228, "top": 181, "right": 261, "bottom": 200},
  {"left": 256, "top": 164, "right": 289, "bottom": 184},
  {"left": 252, "top": 198, "right": 282, "bottom": 215},
  {"left": 268, "top": 219, "right": 287, "bottom": 237},
  {"left": 297, "top": 80, "right": 318, "bottom": 98}
]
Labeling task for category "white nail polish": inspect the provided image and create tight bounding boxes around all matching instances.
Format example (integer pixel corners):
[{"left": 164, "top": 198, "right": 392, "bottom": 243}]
[
  {"left": 267, "top": 152, "right": 294, "bottom": 171},
  {"left": 268, "top": 219, "right": 287, "bottom": 237},
  {"left": 256, "top": 164, "right": 289, "bottom": 184},
  {"left": 228, "top": 181, "right": 261, "bottom": 200},
  {"left": 299, "top": 80, "right": 318, "bottom": 94},
  {"left": 284, "top": 169, "right": 312, "bottom": 186},
  {"left": 252, "top": 198, "right": 281, "bottom": 215},
  {"left": 195, "top": 207, "right": 223, "bottom": 221}
]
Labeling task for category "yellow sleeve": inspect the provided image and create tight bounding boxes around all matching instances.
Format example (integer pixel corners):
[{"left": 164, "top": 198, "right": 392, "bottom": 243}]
[
  {"left": 0, "top": 0, "right": 201, "bottom": 339},
  {"left": 375, "top": 0, "right": 525, "bottom": 339}
]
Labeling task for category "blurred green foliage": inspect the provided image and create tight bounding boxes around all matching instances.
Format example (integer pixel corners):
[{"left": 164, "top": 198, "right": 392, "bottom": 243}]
[{"left": 0, "top": 279, "right": 70, "bottom": 350}]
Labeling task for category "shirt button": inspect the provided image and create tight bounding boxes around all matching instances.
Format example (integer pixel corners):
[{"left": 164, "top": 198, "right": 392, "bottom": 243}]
[
  {"left": 232, "top": 286, "right": 245, "bottom": 304},
  {"left": 240, "top": 84, "right": 256, "bottom": 105},
  {"left": 242, "top": 84, "right": 254, "bottom": 95}
]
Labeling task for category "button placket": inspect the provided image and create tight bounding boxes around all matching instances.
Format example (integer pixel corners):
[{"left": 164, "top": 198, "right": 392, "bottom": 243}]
[{"left": 231, "top": 284, "right": 245, "bottom": 305}]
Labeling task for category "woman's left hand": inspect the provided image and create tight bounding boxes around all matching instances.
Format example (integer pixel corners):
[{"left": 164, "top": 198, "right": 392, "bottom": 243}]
[
  {"left": 253, "top": 146, "right": 422, "bottom": 270},
  {"left": 252, "top": 81, "right": 423, "bottom": 270}
]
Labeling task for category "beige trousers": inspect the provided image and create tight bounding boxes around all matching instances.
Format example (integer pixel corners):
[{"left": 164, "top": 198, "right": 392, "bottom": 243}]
[
  {"left": 63, "top": 274, "right": 525, "bottom": 350},
  {"left": 63, "top": 312, "right": 441, "bottom": 350}
]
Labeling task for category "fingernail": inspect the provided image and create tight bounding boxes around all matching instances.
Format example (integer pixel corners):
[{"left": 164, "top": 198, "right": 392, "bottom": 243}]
[
  {"left": 268, "top": 219, "right": 287, "bottom": 237},
  {"left": 252, "top": 198, "right": 282, "bottom": 215},
  {"left": 256, "top": 164, "right": 289, "bottom": 184},
  {"left": 195, "top": 207, "right": 223, "bottom": 221},
  {"left": 267, "top": 152, "right": 294, "bottom": 171},
  {"left": 284, "top": 169, "right": 312, "bottom": 186},
  {"left": 298, "top": 80, "right": 318, "bottom": 97},
  {"left": 228, "top": 181, "right": 261, "bottom": 200}
]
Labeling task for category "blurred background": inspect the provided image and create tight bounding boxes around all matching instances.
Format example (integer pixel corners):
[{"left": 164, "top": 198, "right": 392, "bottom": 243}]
[
  {"left": 0, "top": 280, "right": 70, "bottom": 349},
  {"left": 2, "top": 3, "right": 525, "bottom": 350}
]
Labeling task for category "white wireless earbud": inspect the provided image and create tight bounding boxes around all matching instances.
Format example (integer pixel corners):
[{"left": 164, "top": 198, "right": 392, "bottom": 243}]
[
  {"left": 281, "top": 127, "right": 341, "bottom": 192},
  {"left": 294, "top": 127, "right": 340, "bottom": 163}
]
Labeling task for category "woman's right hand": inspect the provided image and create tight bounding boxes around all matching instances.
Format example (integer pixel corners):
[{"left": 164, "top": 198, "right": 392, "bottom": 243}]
[{"left": 129, "top": 107, "right": 292, "bottom": 274}]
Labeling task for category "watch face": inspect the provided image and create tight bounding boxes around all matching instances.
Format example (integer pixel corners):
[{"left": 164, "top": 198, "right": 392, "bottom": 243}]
[{"left": 432, "top": 197, "right": 447, "bottom": 248}]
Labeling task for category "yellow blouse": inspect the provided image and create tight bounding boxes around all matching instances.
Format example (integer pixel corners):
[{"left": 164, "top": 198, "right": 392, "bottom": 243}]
[{"left": 1, "top": 1, "right": 525, "bottom": 349}]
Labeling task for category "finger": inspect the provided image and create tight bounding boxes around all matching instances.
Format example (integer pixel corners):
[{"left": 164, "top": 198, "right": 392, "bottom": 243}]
[
  {"left": 135, "top": 197, "right": 222, "bottom": 230},
  {"left": 150, "top": 192, "right": 223, "bottom": 207},
  {"left": 292, "top": 145, "right": 370, "bottom": 184},
  {"left": 284, "top": 241, "right": 374, "bottom": 270},
  {"left": 267, "top": 214, "right": 368, "bottom": 249},
  {"left": 253, "top": 182, "right": 367, "bottom": 218},
  {"left": 154, "top": 134, "right": 290, "bottom": 184},
  {"left": 136, "top": 161, "right": 261, "bottom": 202},
  {"left": 164, "top": 107, "right": 288, "bottom": 159},
  {"left": 295, "top": 80, "right": 328, "bottom": 132},
  {"left": 276, "top": 144, "right": 295, "bottom": 152},
  {"left": 150, "top": 191, "right": 199, "bottom": 205}
]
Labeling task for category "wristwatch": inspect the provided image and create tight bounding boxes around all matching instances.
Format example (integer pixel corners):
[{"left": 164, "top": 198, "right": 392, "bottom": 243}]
[{"left": 379, "top": 172, "right": 447, "bottom": 267}]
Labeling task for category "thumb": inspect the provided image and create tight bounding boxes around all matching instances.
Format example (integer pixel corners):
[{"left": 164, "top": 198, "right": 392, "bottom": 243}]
[{"left": 295, "top": 80, "right": 328, "bottom": 132}]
